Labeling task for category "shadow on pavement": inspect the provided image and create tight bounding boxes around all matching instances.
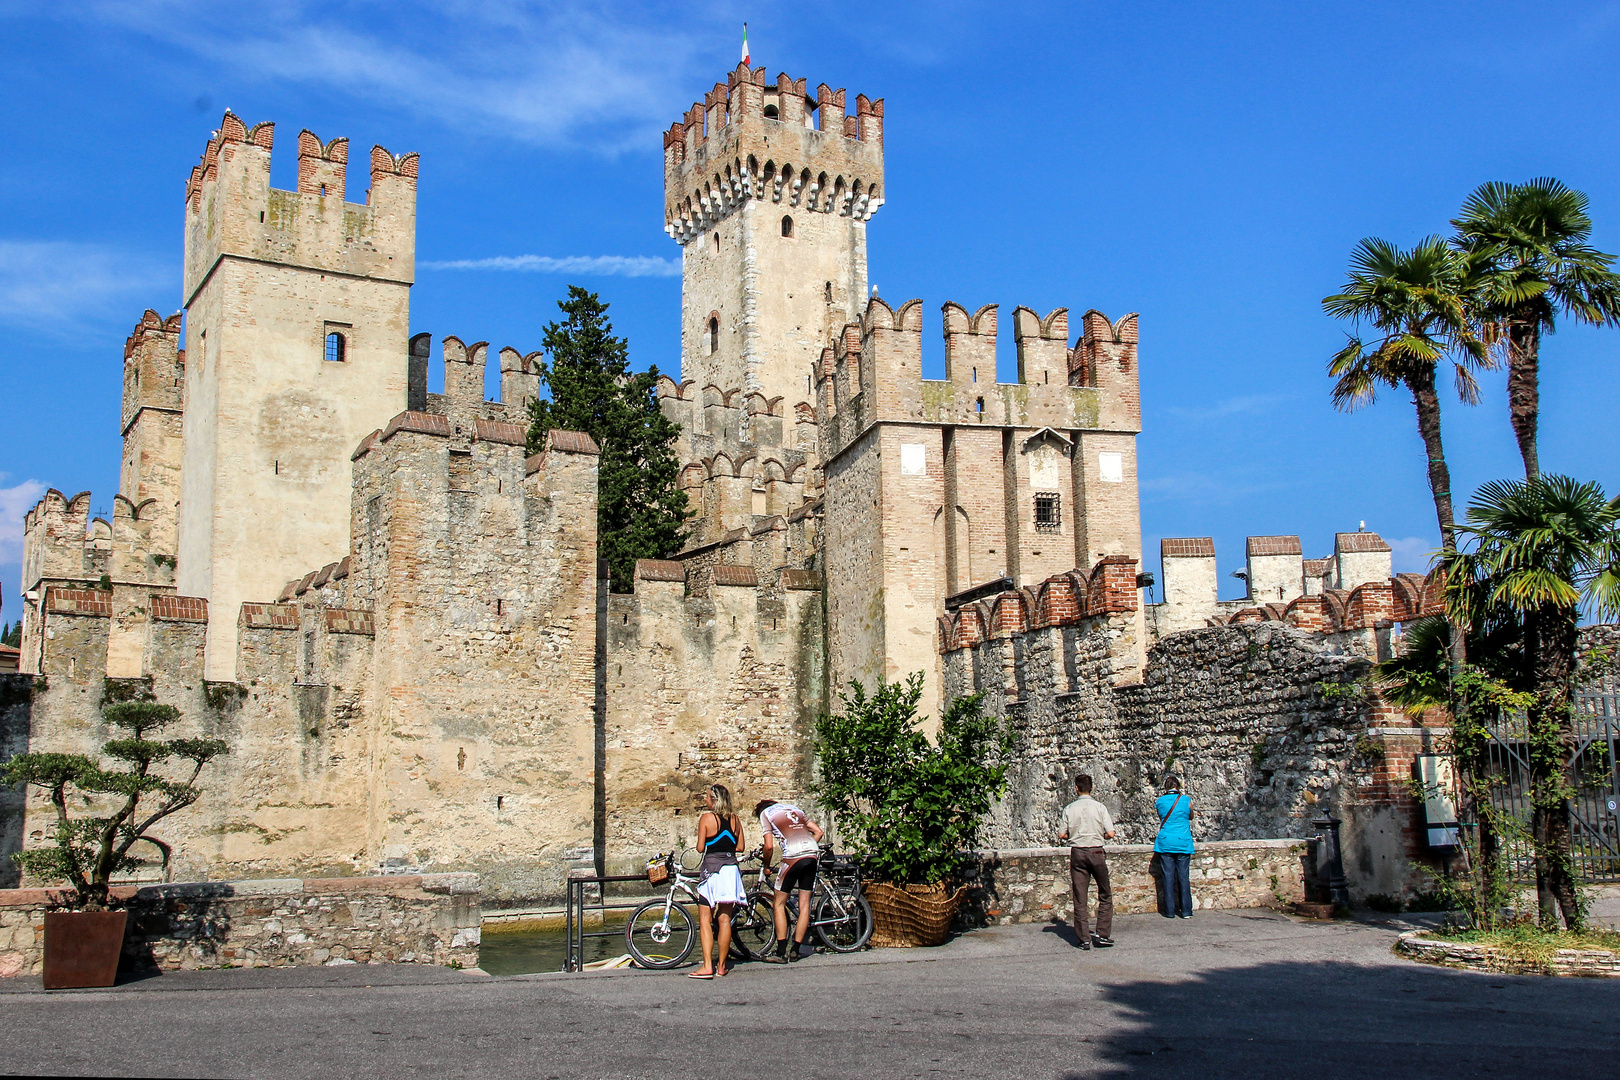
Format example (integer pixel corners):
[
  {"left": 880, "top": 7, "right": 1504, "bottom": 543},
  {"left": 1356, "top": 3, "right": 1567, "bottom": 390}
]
[{"left": 1065, "top": 955, "right": 1620, "bottom": 1080}]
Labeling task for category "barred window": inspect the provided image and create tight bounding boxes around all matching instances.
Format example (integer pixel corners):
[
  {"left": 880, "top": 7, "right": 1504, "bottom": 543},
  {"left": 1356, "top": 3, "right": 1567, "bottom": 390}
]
[{"left": 1034, "top": 492, "right": 1061, "bottom": 529}]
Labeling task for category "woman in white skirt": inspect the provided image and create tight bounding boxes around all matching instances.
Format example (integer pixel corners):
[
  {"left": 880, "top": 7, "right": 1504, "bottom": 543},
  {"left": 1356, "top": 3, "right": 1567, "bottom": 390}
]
[{"left": 691, "top": 783, "right": 747, "bottom": 978}]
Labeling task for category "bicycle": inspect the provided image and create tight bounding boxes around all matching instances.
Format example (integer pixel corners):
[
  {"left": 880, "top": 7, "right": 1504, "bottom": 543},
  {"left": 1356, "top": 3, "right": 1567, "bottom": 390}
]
[
  {"left": 750, "top": 844, "right": 874, "bottom": 954},
  {"left": 624, "top": 851, "right": 773, "bottom": 969}
]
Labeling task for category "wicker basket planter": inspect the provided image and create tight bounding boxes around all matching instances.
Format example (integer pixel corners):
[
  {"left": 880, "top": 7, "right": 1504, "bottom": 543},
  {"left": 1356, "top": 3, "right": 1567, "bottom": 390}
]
[{"left": 866, "top": 883, "right": 968, "bottom": 948}]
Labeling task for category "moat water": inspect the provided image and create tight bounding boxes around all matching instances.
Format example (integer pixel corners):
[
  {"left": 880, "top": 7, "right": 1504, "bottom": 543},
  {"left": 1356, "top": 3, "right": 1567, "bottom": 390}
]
[{"left": 479, "top": 920, "right": 630, "bottom": 975}]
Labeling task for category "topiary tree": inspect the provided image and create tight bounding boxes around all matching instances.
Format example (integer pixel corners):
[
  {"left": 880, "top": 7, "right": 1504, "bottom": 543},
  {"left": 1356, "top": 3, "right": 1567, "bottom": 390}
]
[
  {"left": 813, "top": 673, "right": 1013, "bottom": 886},
  {"left": 2, "top": 701, "right": 227, "bottom": 911}
]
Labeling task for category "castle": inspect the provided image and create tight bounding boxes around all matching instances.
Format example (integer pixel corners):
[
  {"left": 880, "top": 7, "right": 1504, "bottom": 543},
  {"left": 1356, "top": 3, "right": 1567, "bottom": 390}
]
[{"left": 5, "top": 64, "right": 1450, "bottom": 905}]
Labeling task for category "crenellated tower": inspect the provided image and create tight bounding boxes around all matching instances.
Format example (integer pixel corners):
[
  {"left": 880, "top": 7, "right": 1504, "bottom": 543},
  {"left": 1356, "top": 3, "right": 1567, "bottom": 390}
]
[
  {"left": 177, "top": 112, "right": 417, "bottom": 678},
  {"left": 663, "top": 63, "right": 884, "bottom": 415}
]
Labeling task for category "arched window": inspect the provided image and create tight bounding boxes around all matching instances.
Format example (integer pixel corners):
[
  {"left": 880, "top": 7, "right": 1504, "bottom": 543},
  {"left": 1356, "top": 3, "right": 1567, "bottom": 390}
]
[
  {"left": 324, "top": 331, "right": 346, "bottom": 363},
  {"left": 713, "top": 232, "right": 720, "bottom": 252},
  {"left": 781, "top": 215, "right": 794, "bottom": 238},
  {"left": 708, "top": 318, "right": 719, "bottom": 355},
  {"left": 824, "top": 281, "right": 833, "bottom": 303},
  {"left": 764, "top": 104, "right": 780, "bottom": 119},
  {"left": 975, "top": 397, "right": 984, "bottom": 414}
]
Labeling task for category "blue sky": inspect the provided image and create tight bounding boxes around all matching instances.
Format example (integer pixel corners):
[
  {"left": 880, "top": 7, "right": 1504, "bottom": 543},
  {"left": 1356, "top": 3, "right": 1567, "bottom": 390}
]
[{"left": 4, "top": 1, "right": 1620, "bottom": 610}]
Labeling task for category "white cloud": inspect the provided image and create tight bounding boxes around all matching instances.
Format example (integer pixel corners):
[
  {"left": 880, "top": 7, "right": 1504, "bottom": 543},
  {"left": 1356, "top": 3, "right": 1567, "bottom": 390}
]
[
  {"left": 77, "top": 1, "right": 720, "bottom": 151},
  {"left": 1385, "top": 535, "right": 1439, "bottom": 575},
  {"left": 0, "top": 477, "right": 48, "bottom": 588},
  {"left": 420, "top": 254, "right": 680, "bottom": 276},
  {"left": 0, "top": 241, "right": 171, "bottom": 335}
]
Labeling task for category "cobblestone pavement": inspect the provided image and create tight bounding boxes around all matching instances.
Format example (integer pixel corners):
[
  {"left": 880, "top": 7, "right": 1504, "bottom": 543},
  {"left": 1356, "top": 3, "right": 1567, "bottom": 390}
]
[{"left": 4, "top": 909, "right": 1617, "bottom": 1079}]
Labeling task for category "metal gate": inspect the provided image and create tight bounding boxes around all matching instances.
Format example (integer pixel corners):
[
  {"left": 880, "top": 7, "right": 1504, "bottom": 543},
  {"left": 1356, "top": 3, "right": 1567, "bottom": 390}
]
[{"left": 1484, "top": 691, "right": 1620, "bottom": 883}]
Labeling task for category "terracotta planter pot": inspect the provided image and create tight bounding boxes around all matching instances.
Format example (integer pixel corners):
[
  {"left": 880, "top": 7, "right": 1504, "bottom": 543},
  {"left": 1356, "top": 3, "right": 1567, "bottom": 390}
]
[
  {"left": 43, "top": 910, "right": 128, "bottom": 990},
  {"left": 866, "top": 883, "right": 966, "bottom": 948}
]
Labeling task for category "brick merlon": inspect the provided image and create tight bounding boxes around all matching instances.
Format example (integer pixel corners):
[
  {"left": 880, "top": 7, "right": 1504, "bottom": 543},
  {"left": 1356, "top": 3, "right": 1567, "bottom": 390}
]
[{"left": 1161, "top": 537, "right": 1215, "bottom": 558}]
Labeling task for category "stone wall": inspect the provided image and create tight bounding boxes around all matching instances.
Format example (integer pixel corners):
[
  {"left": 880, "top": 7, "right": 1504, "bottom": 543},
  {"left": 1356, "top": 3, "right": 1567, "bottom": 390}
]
[
  {"left": 602, "top": 558, "right": 825, "bottom": 875},
  {"left": 0, "top": 675, "right": 32, "bottom": 889},
  {"left": 943, "top": 583, "right": 1451, "bottom": 901},
  {"left": 961, "top": 840, "right": 1306, "bottom": 926},
  {"left": 0, "top": 873, "right": 479, "bottom": 979}
]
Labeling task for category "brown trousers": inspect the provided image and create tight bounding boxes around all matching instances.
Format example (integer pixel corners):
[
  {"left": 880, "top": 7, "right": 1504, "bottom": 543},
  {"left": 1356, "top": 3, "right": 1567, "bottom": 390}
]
[{"left": 1069, "top": 846, "right": 1113, "bottom": 939}]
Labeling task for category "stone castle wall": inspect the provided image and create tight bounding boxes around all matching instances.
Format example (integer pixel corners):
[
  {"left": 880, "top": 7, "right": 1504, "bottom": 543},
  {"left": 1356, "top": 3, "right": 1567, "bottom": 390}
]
[
  {"left": 601, "top": 559, "right": 825, "bottom": 872},
  {"left": 941, "top": 566, "right": 1455, "bottom": 902},
  {"left": 0, "top": 873, "right": 479, "bottom": 979}
]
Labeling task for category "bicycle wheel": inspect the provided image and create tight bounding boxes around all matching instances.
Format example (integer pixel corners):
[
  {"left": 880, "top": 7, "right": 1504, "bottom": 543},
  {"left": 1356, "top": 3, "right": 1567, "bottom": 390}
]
[
  {"left": 729, "top": 895, "right": 776, "bottom": 960},
  {"left": 813, "top": 893, "right": 873, "bottom": 952},
  {"left": 624, "top": 898, "right": 696, "bottom": 969}
]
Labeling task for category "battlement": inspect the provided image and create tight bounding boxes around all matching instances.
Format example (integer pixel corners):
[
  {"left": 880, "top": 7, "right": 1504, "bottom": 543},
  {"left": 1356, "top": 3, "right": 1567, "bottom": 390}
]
[
  {"left": 182, "top": 111, "right": 417, "bottom": 301},
  {"left": 122, "top": 309, "right": 184, "bottom": 434},
  {"left": 663, "top": 65, "right": 884, "bottom": 245},
  {"left": 936, "top": 557, "right": 1140, "bottom": 653},
  {"left": 817, "top": 298, "right": 1141, "bottom": 461},
  {"left": 1151, "top": 530, "right": 1438, "bottom": 639}
]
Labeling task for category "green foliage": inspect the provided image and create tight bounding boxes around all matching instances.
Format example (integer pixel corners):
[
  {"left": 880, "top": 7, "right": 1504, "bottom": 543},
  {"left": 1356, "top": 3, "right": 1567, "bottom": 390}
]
[
  {"left": 1452, "top": 178, "right": 1620, "bottom": 477},
  {"left": 203, "top": 681, "right": 249, "bottom": 713},
  {"left": 0, "top": 620, "right": 20, "bottom": 648},
  {"left": 523, "top": 286, "right": 691, "bottom": 591},
  {"left": 813, "top": 673, "right": 1014, "bottom": 886},
  {"left": 1, "top": 698, "right": 227, "bottom": 911},
  {"left": 1437, "top": 475, "right": 1620, "bottom": 930}
]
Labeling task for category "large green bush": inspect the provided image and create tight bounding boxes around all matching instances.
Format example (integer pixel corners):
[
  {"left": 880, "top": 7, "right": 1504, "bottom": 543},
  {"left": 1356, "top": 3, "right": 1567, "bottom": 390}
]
[{"left": 813, "top": 673, "right": 1013, "bottom": 886}]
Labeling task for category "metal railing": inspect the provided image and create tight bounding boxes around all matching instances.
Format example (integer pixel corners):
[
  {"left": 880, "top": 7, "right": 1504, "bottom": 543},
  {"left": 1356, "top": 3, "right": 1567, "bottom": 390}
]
[
  {"left": 1484, "top": 691, "right": 1620, "bottom": 883},
  {"left": 563, "top": 873, "right": 648, "bottom": 972}
]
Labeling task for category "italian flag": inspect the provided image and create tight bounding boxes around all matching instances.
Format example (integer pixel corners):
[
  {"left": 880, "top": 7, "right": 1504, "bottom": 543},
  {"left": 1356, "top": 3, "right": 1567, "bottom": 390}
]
[{"left": 741, "top": 23, "right": 750, "bottom": 66}]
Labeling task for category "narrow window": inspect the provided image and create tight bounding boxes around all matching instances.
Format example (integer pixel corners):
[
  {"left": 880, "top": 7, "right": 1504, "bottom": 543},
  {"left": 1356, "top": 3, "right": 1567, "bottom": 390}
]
[
  {"left": 781, "top": 215, "right": 794, "bottom": 237},
  {"left": 1034, "top": 493, "right": 1061, "bottom": 530},
  {"left": 975, "top": 397, "right": 984, "bottom": 413},
  {"left": 324, "top": 331, "right": 346, "bottom": 363},
  {"left": 824, "top": 281, "right": 833, "bottom": 302},
  {"left": 259, "top": 211, "right": 265, "bottom": 222},
  {"left": 713, "top": 232, "right": 721, "bottom": 252},
  {"left": 708, "top": 317, "right": 719, "bottom": 355},
  {"left": 320, "top": 183, "right": 327, "bottom": 197},
  {"left": 971, "top": 366, "right": 977, "bottom": 383}
]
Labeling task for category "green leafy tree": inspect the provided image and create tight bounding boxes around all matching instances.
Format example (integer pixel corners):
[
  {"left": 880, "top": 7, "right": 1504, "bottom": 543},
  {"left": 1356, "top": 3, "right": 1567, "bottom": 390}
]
[
  {"left": 1452, "top": 179, "right": 1620, "bottom": 479},
  {"left": 525, "top": 286, "right": 690, "bottom": 590},
  {"left": 813, "top": 674, "right": 1014, "bottom": 886},
  {"left": 1324, "top": 236, "right": 1492, "bottom": 552},
  {"left": 0, "top": 620, "right": 20, "bottom": 648},
  {"left": 1441, "top": 476, "right": 1620, "bottom": 929},
  {"left": 3, "top": 700, "right": 227, "bottom": 911},
  {"left": 1376, "top": 615, "right": 1529, "bottom": 929}
]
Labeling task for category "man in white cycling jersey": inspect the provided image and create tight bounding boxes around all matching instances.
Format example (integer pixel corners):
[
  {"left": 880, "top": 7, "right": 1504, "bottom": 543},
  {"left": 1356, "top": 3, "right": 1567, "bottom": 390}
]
[{"left": 755, "top": 799, "right": 824, "bottom": 963}]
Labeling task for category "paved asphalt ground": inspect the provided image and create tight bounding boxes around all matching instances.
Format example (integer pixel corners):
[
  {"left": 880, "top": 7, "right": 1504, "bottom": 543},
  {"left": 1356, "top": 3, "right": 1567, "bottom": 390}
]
[{"left": 4, "top": 909, "right": 1618, "bottom": 1079}]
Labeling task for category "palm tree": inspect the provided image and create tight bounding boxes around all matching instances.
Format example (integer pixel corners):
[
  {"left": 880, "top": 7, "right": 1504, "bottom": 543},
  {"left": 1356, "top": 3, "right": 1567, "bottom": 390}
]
[
  {"left": 1452, "top": 178, "right": 1620, "bottom": 479},
  {"left": 1324, "top": 236, "right": 1490, "bottom": 551},
  {"left": 1442, "top": 476, "right": 1620, "bottom": 930}
]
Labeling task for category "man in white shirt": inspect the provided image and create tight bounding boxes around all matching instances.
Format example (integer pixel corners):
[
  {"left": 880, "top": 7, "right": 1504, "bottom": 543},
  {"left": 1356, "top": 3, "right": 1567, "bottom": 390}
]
[
  {"left": 1056, "top": 774, "right": 1115, "bottom": 949},
  {"left": 755, "top": 799, "right": 825, "bottom": 962}
]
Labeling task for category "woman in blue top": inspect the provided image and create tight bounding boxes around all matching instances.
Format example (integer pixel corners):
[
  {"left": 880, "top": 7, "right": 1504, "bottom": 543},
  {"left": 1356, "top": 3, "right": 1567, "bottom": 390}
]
[{"left": 1153, "top": 776, "right": 1196, "bottom": 918}]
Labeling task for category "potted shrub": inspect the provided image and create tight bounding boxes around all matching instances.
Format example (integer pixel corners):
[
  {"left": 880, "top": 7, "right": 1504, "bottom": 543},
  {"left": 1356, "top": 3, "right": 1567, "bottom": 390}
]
[
  {"left": 2, "top": 700, "right": 226, "bottom": 988},
  {"left": 814, "top": 673, "right": 1013, "bottom": 947}
]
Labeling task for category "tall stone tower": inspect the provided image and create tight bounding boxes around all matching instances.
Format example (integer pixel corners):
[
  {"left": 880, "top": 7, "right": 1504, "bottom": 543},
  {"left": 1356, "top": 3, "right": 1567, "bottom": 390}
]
[
  {"left": 663, "top": 64, "right": 884, "bottom": 411},
  {"left": 178, "top": 113, "right": 417, "bottom": 678}
]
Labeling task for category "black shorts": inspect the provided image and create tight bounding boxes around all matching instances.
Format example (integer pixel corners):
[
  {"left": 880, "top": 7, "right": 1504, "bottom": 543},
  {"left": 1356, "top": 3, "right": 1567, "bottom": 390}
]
[{"left": 776, "top": 857, "right": 818, "bottom": 894}]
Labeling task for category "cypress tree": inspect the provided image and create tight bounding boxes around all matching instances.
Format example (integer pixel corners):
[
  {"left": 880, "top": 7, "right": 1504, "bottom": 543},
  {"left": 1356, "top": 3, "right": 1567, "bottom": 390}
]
[{"left": 525, "top": 286, "right": 690, "bottom": 591}]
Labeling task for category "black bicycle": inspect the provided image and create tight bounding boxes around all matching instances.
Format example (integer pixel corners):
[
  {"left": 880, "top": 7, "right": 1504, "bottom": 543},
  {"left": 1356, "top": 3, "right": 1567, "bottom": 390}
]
[{"left": 748, "top": 844, "right": 873, "bottom": 954}]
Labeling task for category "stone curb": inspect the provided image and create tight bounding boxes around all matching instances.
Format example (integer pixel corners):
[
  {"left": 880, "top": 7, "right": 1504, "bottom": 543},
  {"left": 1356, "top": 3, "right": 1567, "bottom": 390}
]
[{"left": 1395, "top": 929, "right": 1620, "bottom": 978}]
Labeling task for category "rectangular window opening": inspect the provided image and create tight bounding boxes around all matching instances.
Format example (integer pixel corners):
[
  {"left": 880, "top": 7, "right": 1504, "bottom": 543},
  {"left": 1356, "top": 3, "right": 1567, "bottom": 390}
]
[{"left": 1034, "top": 492, "right": 1061, "bottom": 530}]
